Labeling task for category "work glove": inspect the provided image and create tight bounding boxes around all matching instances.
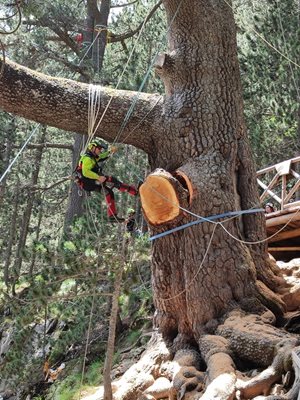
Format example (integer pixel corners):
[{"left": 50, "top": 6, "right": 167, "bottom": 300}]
[{"left": 97, "top": 176, "right": 106, "bottom": 184}]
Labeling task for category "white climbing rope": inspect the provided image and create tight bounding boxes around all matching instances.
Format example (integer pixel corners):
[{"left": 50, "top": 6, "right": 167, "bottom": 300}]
[
  {"left": 0, "top": 31, "right": 106, "bottom": 184},
  {"left": 81, "top": 2, "right": 159, "bottom": 155},
  {"left": 0, "top": 124, "right": 40, "bottom": 183},
  {"left": 85, "top": 83, "right": 102, "bottom": 152}
]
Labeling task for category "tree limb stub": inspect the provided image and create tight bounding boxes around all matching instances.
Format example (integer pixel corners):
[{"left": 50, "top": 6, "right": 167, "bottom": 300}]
[
  {"left": 139, "top": 169, "right": 191, "bottom": 226},
  {"left": 0, "top": 59, "right": 162, "bottom": 152},
  {"left": 154, "top": 53, "right": 175, "bottom": 97}
]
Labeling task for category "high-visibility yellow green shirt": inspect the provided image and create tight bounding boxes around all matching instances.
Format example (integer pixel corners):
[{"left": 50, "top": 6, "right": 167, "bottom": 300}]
[{"left": 79, "top": 149, "right": 111, "bottom": 180}]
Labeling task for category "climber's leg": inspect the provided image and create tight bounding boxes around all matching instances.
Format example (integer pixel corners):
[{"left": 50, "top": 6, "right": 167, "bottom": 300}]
[
  {"left": 104, "top": 186, "right": 117, "bottom": 217},
  {"left": 105, "top": 176, "right": 138, "bottom": 196}
]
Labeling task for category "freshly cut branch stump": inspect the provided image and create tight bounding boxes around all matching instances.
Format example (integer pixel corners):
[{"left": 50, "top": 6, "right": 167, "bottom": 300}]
[{"left": 140, "top": 169, "right": 190, "bottom": 226}]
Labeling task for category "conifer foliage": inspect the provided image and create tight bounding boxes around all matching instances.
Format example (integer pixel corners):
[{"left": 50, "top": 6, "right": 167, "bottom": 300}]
[
  {"left": 0, "top": 0, "right": 155, "bottom": 396},
  {"left": 237, "top": 0, "right": 299, "bottom": 167},
  {"left": 0, "top": 0, "right": 299, "bottom": 398}
]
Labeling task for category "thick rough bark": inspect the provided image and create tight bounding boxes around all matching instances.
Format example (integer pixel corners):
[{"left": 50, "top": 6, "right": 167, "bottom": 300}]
[
  {"left": 145, "top": 0, "right": 284, "bottom": 345},
  {"left": 1, "top": 1, "right": 299, "bottom": 399},
  {"left": 236, "top": 340, "right": 299, "bottom": 399},
  {"left": 0, "top": 59, "right": 162, "bottom": 153}
]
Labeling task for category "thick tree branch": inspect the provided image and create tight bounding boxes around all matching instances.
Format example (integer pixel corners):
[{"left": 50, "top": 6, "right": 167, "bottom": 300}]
[
  {"left": 28, "top": 176, "right": 72, "bottom": 192},
  {"left": 20, "top": 143, "right": 74, "bottom": 150},
  {"left": 38, "top": 45, "right": 91, "bottom": 80},
  {"left": 0, "top": 59, "right": 162, "bottom": 153},
  {"left": 41, "top": 17, "right": 80, "bottom": 55},
  {"left": 23, "top": 15, "right": 80, "bottom": 56},
  {"left": 109, "top": 0, "right": 162, "bottom": 43},
  {"left": 111, "top": 1, "right": 138, "bottom": 8}
]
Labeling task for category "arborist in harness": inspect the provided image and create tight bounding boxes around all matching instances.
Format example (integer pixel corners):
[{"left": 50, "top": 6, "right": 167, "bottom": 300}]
[{"left": 75, "top": 139, "right": 139, "bottom": 222}]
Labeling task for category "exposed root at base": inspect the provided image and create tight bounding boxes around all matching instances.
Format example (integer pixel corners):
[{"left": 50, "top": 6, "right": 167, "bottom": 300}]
[
  {"left": 236, "top": 340, "right": 299, "bottom": 399},
  {"left": 80, "top": 316, "right": 300, "bottom": 400}
]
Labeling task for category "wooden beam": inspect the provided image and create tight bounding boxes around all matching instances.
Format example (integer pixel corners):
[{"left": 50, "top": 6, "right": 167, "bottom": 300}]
[
  {"left": 257, "top": 179, "right": 281, "bottom": 204},
  {"left": 281, "top": 175, "right": 287, "bottom": 210},
  {"left": 284, "top": 179, "right": 300, "bottom": 204},
  {"left": 290, "top": 169, "right": 300, "bottom": 180},
  {"left": 284, "top": 201, "right": 300, "bottom": 209},
  {"left": 268, "top": 227, "right": 300, "bottom": 243},
  {"left": 260, "top": 172, "right": 280, "bottom": 202},
  {"left": 268, "top": 247, "right": 300, "bottom": 251},
  {"left": 266, "top": 210, "right": 300, "bottom": 228},
  {"left": 257, "top": 156, "right": 300, "bottom": 176},
  {"left": 276, "top": 160, "right": 291, "bottom": 176},
  {"left": 265, "top": 206, "right": 300, "bottom": 218}
]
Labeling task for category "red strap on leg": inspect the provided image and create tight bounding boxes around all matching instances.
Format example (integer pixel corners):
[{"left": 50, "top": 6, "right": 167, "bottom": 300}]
[
  {"left": 127, "top": 186, "right": 138, "bottom": 196},
  {"left": 117, "top": 183, "right": 138, "bottom": 196},
  {"left": 105, "top": 189, "right": 117, "bottom": 217}
]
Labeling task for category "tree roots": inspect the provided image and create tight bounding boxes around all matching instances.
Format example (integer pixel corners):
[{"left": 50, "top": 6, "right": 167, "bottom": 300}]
[
  {"left": 236, "top": 340, "right": 299, "bottom": 399},
  {"left": 81, "top": 314, "right": 300, "bottom": 400}
]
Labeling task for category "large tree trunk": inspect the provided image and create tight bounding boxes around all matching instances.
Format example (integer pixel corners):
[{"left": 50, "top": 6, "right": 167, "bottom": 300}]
[
  {"left": 87, "top": 0, "right": 110, "bottom": 73},
  {"left": 146, "top": 0, "right": 282, "bottom": 342},
  {"left": 1, "top": 1, "right": 299, "bottom": 398}
]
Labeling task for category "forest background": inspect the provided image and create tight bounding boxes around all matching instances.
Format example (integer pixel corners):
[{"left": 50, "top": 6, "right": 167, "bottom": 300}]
[{"left": 0, "top": 0, "right": 299, "bottom": 399}]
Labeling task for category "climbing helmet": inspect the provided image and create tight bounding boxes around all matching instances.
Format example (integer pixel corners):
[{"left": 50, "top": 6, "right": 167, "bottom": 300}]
[{"left": 88, "top": 139, "right": 108, "bottom": 151}]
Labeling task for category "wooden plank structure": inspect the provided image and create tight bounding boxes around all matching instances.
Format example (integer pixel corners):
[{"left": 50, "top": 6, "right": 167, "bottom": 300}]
[{"left": 257, "top": 156, "right": 300, "bottom": 261}]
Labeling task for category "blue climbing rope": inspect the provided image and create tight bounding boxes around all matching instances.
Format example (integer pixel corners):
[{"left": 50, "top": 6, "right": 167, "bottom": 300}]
[{"left": 149, "top": 208, "right": 264, "bottom": 241}]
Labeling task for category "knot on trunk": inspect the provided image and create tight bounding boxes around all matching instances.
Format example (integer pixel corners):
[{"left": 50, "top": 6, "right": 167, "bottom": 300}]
[
  {"left": 139, "top": 169, "right": 193, "bottom": 226},
  {"left": 154, "top": 53, "right": 175, "bottom": 74},
  {"left": 154, "top": 53, "right": 176, "bottom": 97}
]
